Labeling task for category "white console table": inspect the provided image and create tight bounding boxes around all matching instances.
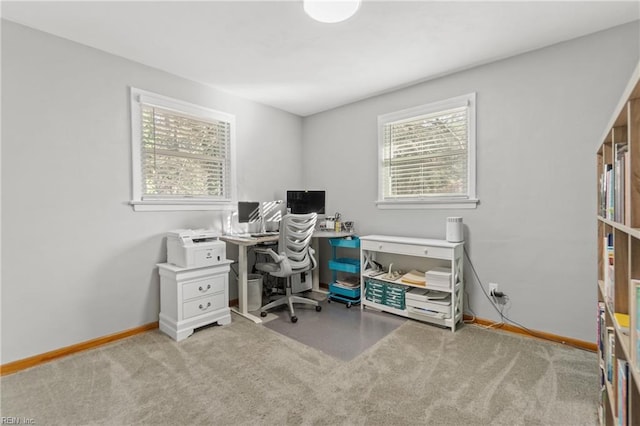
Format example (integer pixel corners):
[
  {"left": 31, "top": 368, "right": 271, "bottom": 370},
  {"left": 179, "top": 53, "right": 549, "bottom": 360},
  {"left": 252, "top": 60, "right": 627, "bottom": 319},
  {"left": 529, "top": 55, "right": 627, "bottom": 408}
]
[
  {"left": 360, "top": 235, "right": 464, "bottom": 331},
  {"left": 157, "top": 261, "right": 232, "bottom": 341}
]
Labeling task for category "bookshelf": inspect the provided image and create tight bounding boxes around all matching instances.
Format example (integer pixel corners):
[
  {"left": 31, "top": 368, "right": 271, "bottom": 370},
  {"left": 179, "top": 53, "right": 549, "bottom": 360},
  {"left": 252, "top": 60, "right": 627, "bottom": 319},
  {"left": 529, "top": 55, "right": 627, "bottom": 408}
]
[{"left": 597, "top": 61, "right": 640, "bottom": 425}]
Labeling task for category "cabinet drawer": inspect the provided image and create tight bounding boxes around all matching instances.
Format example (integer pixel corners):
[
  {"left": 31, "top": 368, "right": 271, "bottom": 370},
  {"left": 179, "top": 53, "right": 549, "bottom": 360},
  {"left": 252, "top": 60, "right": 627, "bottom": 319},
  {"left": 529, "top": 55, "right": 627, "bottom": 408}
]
[
  {"left": 183, "top": 275, "right": 226, "bottom": 301},
  {"left": 183, "top": 294, "right": 226, "bottom": 320},
  {"left": 361, "top": 240, "right": 451, "bottom": 259}
]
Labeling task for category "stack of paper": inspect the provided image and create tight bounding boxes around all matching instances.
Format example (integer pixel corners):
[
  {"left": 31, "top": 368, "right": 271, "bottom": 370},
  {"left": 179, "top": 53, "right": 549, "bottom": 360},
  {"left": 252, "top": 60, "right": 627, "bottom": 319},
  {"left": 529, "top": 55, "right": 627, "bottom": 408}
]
[
  {"left": 401, "top": 270, "right": 426, "bottom": 286},
  {"left": 336, "top": 275, "right": 360, "bottom": 288},
  {"left": 425, "top": 267, "right": 452, "bottom": 289}
]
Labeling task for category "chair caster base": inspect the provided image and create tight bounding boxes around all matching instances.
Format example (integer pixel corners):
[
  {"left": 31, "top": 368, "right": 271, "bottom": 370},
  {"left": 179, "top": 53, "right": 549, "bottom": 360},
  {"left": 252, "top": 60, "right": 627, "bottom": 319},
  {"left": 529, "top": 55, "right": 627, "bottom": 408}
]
[
  {"left": 260, "top": 311, "right": 267, "bottom": 317},
  {"left": 315, "top": 305, "right": 322, "bottom": 312},
  {"left": 291, "top": 316, "right": 298, "bottom": 323}
]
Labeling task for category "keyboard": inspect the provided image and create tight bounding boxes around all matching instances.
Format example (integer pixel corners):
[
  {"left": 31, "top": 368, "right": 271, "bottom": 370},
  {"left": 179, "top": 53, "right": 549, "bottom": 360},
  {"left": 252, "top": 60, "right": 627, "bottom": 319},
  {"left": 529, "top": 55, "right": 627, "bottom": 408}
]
[{"left": 250, "top": 232, "right": 278, "bottom": 238}]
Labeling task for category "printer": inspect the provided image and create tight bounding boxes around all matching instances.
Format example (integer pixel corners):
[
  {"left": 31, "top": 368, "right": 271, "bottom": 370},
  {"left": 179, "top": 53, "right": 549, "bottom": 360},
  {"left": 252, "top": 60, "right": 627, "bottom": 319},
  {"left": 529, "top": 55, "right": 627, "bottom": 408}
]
[{"left": 166, "top": 229, "right": 226, "bottom": 269}]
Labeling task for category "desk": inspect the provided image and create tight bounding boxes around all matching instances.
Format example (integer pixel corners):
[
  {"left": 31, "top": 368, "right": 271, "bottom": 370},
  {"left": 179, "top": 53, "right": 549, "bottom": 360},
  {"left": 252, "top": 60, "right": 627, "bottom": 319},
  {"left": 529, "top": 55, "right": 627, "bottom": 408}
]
[{"left": 221, "top": 230, "right": 352, "bottom": 323}]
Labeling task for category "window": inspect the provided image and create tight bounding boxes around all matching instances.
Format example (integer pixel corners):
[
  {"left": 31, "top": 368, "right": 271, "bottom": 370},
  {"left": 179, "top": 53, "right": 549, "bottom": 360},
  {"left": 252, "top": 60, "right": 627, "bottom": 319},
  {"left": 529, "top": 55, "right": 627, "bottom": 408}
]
[
  {"left": 377, "top": 93, "right": 478, "bottom": 209},
  {"left": 130, "top": 88, "right": 236, "bottom": 211}
]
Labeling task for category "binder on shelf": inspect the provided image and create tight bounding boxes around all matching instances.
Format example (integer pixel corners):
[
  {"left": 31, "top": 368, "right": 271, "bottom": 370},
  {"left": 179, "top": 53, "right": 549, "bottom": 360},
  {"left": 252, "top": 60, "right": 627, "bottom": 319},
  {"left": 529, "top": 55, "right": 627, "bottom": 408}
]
[
  {"left": 598, "top": 302, "right": 606, "bottom": 362},
  {"left": 618, "top": 359, "right": 629, "bottom": 426},
  {"left": 614, "top": 144, "right": 628, "bottom": 224},
  {"left": 624, "top": 149, "right": 631, "bottom": 226},
  {"left": 606, "top": 327, "right": 615, "bottom": 384},
  {"left": 634, "top": 280, "right": 640, "bottom": 371},
  {"left": 603, "top": 233, "right": 615, "bottom": 310},
  {"left": 615, "top": 312, "right": 630, "bottom": 335}
]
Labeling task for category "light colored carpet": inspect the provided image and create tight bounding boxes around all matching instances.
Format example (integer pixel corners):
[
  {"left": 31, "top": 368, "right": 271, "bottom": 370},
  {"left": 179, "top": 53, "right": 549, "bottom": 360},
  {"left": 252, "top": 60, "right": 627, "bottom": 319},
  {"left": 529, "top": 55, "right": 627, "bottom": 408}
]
[{"left": 1, "top": 315, "right": 598, "bottom": 425}]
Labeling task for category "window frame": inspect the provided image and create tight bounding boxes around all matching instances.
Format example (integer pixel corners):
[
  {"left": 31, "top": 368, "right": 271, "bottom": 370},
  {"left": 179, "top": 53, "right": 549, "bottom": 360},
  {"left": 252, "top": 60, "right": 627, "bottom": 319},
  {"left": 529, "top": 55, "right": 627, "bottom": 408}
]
[
  {"left": 129, "top": 87, "right": 237, "bottom": 212},
  {"left": 376, "top": 92, "right": 478, "bottom": 210}
]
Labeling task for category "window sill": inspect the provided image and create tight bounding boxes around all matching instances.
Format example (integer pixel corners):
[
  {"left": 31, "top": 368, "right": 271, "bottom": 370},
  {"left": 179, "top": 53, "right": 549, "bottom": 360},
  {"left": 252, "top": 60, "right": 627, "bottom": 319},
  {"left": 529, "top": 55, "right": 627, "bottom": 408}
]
[
  {"left": 376, "top": 198, "right": 479, "bottom": 210},
  {"left": 129, "top": 200, "right": 234, "bottom": 212}
]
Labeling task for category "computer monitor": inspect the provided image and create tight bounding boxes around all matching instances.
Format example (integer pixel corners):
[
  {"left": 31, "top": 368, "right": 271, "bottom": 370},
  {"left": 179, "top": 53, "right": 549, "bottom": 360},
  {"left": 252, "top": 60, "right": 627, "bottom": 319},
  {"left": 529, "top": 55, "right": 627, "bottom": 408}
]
[
  {"left": 262, "top": 200, "right": 283, "bottom": 222},
  {"left": 237, "top": 201, "right": 260, "bottom": 223},
  {"left": 286, "top": 190, "right": 325, "bottom": 215}
]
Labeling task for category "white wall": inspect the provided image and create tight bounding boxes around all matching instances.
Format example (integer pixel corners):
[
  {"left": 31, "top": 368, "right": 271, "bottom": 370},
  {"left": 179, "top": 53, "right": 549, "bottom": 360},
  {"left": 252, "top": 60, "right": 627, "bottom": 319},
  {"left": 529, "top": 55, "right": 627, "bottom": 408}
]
[
  {"left": 3, "top": 19, "right": 639, "bottom": 365},
  {"left": 303, "top": 21, "right": 640, "bottom": 343},
  {"left": 1, "top": 21, "right": 303, "bottom": 363}
]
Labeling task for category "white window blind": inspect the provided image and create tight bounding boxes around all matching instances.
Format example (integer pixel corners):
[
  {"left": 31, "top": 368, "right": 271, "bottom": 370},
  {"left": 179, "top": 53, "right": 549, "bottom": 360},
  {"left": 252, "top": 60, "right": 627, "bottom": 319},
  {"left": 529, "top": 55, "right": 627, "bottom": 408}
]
[
  {"left": 140, "top": 105, "right": 231, "bottom": 200},
  {"left": 130, "top": 87, "right": 236, "bottom": 211},
  {"left": 377, "top": 93, "right": 477, "bottom": 209}
]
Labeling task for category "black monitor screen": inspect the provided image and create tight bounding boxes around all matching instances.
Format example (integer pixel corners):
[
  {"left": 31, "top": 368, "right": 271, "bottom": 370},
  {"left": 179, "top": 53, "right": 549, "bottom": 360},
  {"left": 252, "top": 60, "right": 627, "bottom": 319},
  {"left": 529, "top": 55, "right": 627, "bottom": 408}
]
[
  {"left": 286, "top": 190, "right": 325, "bottom": 214},
  {"left": 238, "top": 201, "right": 260, "bottom": 223}
]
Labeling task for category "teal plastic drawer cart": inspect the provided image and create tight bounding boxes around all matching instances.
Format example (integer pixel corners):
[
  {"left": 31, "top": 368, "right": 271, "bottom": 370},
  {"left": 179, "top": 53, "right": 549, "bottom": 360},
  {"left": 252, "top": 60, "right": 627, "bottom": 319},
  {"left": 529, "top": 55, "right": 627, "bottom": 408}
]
[{"left": 327, "top": 236, "right": 361, "bottom": 307}]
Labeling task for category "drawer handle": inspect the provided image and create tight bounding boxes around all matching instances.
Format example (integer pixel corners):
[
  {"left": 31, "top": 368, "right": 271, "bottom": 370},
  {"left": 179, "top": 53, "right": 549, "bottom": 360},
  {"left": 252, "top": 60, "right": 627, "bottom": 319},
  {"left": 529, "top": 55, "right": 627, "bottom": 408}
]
[
  {"left": 198, "top": 284, "right": 211, "bottom": 292},
  {"left": 198, "top": 302, "right": 212, "bottom": 310}
]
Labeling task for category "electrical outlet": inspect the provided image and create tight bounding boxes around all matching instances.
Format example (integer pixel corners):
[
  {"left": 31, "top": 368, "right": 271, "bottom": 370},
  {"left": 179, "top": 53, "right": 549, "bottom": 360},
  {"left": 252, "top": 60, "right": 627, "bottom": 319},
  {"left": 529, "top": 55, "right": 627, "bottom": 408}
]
[{"left": 489, "top": 283, "right": 499, "bottom": 295}]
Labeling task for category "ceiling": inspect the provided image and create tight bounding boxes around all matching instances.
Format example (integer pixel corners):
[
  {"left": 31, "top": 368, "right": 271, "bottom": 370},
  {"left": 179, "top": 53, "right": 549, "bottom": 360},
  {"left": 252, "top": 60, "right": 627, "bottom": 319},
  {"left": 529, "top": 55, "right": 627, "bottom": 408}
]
[{"left": 2, "top": 1, "right": 639, "bottom": 116}]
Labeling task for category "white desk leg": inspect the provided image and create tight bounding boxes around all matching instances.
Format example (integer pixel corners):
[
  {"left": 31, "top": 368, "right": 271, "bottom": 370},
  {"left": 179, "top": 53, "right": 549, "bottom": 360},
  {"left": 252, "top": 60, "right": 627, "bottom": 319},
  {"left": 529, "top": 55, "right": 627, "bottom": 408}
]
[{"left": 230, "top": 245, "right": 263, "bottom": 324}]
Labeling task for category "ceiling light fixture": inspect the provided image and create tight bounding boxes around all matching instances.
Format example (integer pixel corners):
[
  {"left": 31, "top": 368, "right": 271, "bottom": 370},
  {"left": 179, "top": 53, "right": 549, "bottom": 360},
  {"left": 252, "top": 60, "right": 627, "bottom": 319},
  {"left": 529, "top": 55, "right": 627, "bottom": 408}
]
[{"left": 303, "top": 0, "right": 361, "bottom": 24}]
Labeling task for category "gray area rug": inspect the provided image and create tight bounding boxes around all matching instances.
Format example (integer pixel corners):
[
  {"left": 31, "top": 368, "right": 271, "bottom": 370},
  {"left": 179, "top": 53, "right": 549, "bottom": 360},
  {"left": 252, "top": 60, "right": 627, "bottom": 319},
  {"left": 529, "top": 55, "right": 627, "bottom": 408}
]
[
  {"left": 262, "top": 299, "right": 406, "bottom": 361},
  {"left": 1, "top": 315, "right": 598, "bottom": 425}
]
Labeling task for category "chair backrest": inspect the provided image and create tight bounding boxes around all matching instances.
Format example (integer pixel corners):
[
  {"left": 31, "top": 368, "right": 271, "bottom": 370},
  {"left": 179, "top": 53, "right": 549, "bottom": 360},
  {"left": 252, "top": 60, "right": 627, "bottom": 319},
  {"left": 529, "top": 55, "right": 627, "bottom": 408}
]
[{"left": 278, "top": 213, "right": 317, "bottom": 273}]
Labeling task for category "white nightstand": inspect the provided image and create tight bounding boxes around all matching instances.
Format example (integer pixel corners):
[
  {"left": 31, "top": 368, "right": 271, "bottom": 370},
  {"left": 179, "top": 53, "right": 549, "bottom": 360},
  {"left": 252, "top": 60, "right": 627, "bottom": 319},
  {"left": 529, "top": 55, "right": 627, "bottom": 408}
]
[{"left": 157, "top": 261, "right": 232, "bottom": 341}]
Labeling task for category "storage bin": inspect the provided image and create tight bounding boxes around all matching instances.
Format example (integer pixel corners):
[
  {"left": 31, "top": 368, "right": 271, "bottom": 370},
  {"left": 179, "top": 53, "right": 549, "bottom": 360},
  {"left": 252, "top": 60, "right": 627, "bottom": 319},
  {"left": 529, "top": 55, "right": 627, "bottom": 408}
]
[
  {"left": 364, "top": 279, "right": 408, "bottom": 310},
  {"left": 329, "top": 236, "right": 360, "bottom": 249},
  {"left": 329, "top": 282, "right": 360, "bottom": 299},
  {"left": 247, "top": 274, "right": 263, "bottom": 311},
  {"left": 365, "top": 278, "right": 386, "bottom": 291},
  {"left": 329, "top": 258, "right": 360, "bottom": 274}
]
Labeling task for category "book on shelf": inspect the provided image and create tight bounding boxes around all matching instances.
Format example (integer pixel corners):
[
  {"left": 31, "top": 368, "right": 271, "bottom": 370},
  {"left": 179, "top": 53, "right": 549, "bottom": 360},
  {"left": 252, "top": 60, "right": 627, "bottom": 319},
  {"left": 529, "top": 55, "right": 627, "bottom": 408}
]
[
  {"left": 618, "top": 359, "right": 629, "bottom": 426},
  {"left": 600, "top": 163, "right": 618, "bottom": 219},
  {"left": 614, "top": 144, "right": 628, "bottom": 223},
  {"left": 599, "top": 164, "right": 611, "bottom": 217},
  {"left": 635, "top": 280, "right": 640, "bottom": 372},
  {"left": 598, "top": 302, "right": 606, "bottom": 363},
  {"left": 606, "top": 326, "right": 615, "bottom": 385},
  {"left": 599, "top": 385, "right": 607, "bottom": 425},
  {"left": 624, "top": 149, "right": 631, "bottom": 226},
  {"left": 615, "top": 312, "right": 630, "bottom": 335},
  {"left": 603, "top": 233, "right": 615, "bottom": 310},
  {"left": 606, "top": 163, "right": 614, "bottom": 219},
  {"left": 599, "top": 144, "right": 631, "bottom": 223}
]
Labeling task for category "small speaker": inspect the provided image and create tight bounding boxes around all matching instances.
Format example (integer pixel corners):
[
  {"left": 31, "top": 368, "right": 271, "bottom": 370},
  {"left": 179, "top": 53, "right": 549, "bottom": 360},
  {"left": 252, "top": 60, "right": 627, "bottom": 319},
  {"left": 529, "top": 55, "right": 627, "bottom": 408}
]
[{"left": 446, "top": 217, "right": 464, "bottom": 243}]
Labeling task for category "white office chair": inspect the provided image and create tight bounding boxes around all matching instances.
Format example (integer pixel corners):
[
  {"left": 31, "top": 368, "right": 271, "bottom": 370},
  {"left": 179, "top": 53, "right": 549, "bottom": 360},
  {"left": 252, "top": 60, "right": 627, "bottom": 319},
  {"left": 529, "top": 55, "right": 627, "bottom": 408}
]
[{"left": 254, "top": 213, "right": 321, "bottom": 323}]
